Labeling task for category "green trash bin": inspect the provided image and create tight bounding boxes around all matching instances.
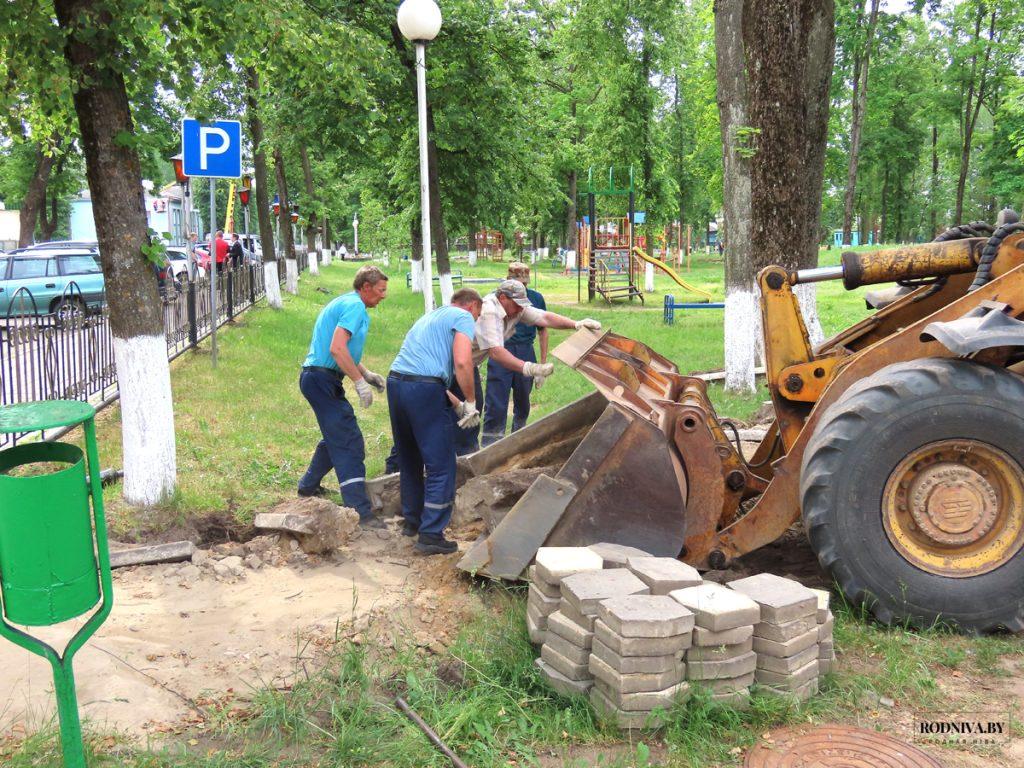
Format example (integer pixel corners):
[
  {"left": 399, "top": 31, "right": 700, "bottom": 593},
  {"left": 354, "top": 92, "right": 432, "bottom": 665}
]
[{"left": 0, "top": 400, "right": 114, "bottom": 768}]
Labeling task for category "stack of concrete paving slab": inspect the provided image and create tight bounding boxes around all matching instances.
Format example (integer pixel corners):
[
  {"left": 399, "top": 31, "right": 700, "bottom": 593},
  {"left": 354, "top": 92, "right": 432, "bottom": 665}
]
[
  {"left": 728, "top": 573, "right": 820, "bottom": 701},
  {"left": 669, "top": 583, "right": 760, "bottom": 707},
  {"left": 810, "top": 588, "right": 836, "bottom": 675},
  {"left": 539, "top": 567, "right": 650, "bottom": 698},
  {"left": 588, "top": 594, "right": 694, "bottom": 729},
  {"left": 528, "top": 547, "right": 603, "bottom": 647}
]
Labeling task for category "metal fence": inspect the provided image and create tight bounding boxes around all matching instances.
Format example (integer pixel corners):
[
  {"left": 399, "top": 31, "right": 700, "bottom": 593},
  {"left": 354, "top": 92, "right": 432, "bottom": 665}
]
[{"left": 0, "top": 253, "right": 308, "bottom": 449}]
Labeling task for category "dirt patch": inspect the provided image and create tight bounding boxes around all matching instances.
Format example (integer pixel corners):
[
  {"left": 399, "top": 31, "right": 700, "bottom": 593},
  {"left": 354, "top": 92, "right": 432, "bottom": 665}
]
[{"left": 0, "top": 519, "right": 479, "bottom": 739}]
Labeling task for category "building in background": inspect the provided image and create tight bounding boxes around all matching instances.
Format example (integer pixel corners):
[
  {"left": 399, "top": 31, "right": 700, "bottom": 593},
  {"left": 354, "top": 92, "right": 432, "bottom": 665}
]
[{"left": 70, "top": 183, "right": 201, "bottom": 246}]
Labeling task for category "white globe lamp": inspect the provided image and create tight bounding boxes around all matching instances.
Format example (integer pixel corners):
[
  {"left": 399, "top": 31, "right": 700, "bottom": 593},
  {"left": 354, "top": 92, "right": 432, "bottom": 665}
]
[{"left": 397, "top": 0, "right": 442, "bottom": 42}]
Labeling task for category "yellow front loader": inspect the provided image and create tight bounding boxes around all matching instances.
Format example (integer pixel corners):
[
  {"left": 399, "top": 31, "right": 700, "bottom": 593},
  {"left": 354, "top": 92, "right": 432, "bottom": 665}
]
[{"left": 461, "top": 224, "right": 1024, "bottom": 634}]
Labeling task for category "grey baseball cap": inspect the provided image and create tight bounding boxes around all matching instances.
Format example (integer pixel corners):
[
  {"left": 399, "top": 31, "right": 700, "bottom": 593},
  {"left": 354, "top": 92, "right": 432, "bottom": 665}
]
[{"left": 497, "top": 279, "right": 532, "bottom": 307}]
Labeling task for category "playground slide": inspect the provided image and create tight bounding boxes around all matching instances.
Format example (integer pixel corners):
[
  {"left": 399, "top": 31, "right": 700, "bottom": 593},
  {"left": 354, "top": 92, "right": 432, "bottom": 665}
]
[{"left": 632, "top": 247, "right": 713, "bottom": 303}]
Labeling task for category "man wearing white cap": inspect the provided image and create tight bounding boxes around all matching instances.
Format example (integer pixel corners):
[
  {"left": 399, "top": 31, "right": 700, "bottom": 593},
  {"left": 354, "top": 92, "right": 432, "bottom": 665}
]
[{"left": 450, "top": 279, "right": 601, "bottom": 455}]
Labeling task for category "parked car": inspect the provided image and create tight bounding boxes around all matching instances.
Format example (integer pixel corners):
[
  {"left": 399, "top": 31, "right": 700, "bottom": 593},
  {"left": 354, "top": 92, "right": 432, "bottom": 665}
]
[
  {"left": 0, "top": 249, "right": 104, "bottom": 319},
  {"left": 165, "top": 247, "right": 205, "bottom": 281}
]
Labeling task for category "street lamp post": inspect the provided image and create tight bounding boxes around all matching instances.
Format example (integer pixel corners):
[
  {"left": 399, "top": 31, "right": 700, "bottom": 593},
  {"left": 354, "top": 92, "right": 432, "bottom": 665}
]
[
  {"left": 398, "top": 0, "right": 442, "bottom": 314},
  {"left": 353, "top": 211, "right": 359, "bottom": 256}
]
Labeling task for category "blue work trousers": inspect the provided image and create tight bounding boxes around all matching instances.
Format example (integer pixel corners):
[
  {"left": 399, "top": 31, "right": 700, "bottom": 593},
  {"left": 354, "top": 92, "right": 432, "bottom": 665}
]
[
  {"left": 481, "top": 340, "right": 536, "bottom": 447},
  {"left": 298, "top": 368, "right": 372, "bottom": 518},
  {"left": 387, "top": 377, "right": 456, "bottom": 536},
  {"left": 450, "top": 365, "right": 484, "bottom": 456}
]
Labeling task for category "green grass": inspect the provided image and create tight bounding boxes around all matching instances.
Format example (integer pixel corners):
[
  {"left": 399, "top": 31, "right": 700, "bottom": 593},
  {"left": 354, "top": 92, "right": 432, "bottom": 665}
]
[
  {"left": 82, "top": 247, "right": 876, "bottom": 534},
  {"left": 8, "top": 586, "right": 1021, "bottom": 767}
]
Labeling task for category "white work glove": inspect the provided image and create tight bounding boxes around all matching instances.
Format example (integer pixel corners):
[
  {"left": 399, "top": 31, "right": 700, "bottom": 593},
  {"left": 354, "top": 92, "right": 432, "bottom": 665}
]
[
  {"left": 533, "top": 374, "right": 547, "bottom": 390},
  {"left": 354, "top": 378, "right": 373, "bottom": 408},
  {"left": 522, "top": 361, "right": 554, "bottom": 378},
  {"left": 574, "top": 318, "right": 602, "bottom": 331},
  {"left": 362, "top": 369, "right": 386, "bottom": 391},
  {"left": 455, "top": 400, "right": 480, "bottom": 429}
]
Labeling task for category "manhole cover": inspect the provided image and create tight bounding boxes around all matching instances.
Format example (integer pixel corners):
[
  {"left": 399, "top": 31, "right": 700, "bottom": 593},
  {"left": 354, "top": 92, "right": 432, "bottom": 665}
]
[{"left": 744, "top": 725, "right": 943, "bottom": 767}]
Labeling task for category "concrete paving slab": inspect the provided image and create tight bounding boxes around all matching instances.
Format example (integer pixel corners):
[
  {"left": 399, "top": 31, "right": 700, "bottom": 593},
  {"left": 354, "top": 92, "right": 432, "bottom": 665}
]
[
  {"left": 528, "top": 566, "right": 562, "bottom": 598},
  {"left": 757, "top": 676, "right": 819, "bottom": 702},
  {"left": 669, "top": 583, "right": 760, "bottom": 631},
  {"left": 754, "top": 615, "right": 816, "bottom": 643},
  {"left": 596, "top": 594, "right": 695, "bottom": 638},
  {"left": 591, "top": 638, "right": 681, "bottom": 675},
  {"left": 756, "top": 643, "right": 818, "bottom": 675},
  {"left": 727, "top": 573, "right": 817, "bottom": 624},
  {"left": 692, "top": 624, "right": 754, "bottom": 647},
  {"left": 752, "top": 627, "right": 818, "bottom": 658},
  {"left": 559, "top": 599, "right": 597, "bottom": 631},
  {"left": 594, "top": 619, "right": 691, "bottom": 657},
  {"left": 710, "top": 688, "right": 752, "bottom": 709},
  {"left": 541, "top": 641, "right": 592, "bottom": 681},
  {"left": 561, "top": 569, "right": 649, "bottom": 615},
  {"left": 626, "top": 557, "right": 702, "bottom": 595},
  {"left": 594, "top": 679, "right": 690, "bottom": 712},
  {"left": 589, "top": 686, "right": 668, "bottom": 730},
  {"left": 543, "top": 631, "right": 591, "bottom": 665},
  {"left": 527, "top": 610, "right": 546, "bottom": 645},
  {"left": 528, "top": 584, "right": 561, "bottom": 614},
  {"left": 535, "top": 547, "right": 604, "bottom": 584},
  {"left": 691, "top": 671, "right": 754, "bottom": 694},
  {"left": 818, "top": 613, "right": 834, "bottom": 641},
  {"left": 535, "top": 657, "right": 592, "bottom": 697},
  {"left": 809, "top": 587, "right": 831, "bottom": 623},
  {"left": 547, "top": 610, "right": 593, "bottom": 649},
  {"left": 589, "top": 652, "right": 685, "bottom": 694},
  {"left": 685, "top": 637, "right": 752, "bottom": 662},
  {"left": 686, "top": 650, "right": 757, "bottom": 681},
  {"left": 526, "top": 601, "right": 548, "bottom": 630},
  {"left": 587, "top": 542, "right": 652, "bottom": 569},
  {"left": 754, "top": 658, "right": 818, "bottom": 689}
]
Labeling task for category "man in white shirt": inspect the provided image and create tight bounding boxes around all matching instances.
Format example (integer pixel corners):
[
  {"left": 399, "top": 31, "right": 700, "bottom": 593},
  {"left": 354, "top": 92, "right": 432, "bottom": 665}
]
[{"left": 450, "top": 279, "right": 602, "bottom": 455}]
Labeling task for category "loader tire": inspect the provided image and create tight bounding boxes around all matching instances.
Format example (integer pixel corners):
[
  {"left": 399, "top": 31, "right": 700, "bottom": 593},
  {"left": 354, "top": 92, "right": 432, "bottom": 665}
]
[{"left": 800, "top": 358, "right": 1024, "bottom": 633}]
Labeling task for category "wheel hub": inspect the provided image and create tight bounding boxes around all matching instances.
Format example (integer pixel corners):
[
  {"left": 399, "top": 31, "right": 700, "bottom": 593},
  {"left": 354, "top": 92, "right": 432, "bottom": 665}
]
[
  {"left": 883, "top": 440, "right": 1024, "bottom": 577},
  {"left": 909, "top": 463, "right": 997, "bottom": 544}
]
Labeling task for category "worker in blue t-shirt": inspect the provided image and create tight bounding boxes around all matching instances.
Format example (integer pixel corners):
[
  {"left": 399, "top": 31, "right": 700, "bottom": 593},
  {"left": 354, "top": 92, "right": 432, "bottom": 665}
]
[
  {"left": 387, "top": 288, "right": 483, "bottom": 555},
  {"left": 481, "top": 262, "right": 548, "bottom": 447},
  {"left": 298, "top": 265, "right": 389, "bottom": 529}
]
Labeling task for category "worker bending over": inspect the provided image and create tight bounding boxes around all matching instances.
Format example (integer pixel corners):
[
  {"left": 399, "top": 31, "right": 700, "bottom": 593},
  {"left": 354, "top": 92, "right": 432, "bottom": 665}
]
[
  {"left": 298, "top": 266, "right": 389, "bottom": 529},
  {"left": 452, "top": 279, "right": 601, "bottom": 455},
  {"left": 481, "top": 262, "right": 548, "bottom": 447},
  {"left": 388, "top": 289, "right": 483, "bottom": 555}
]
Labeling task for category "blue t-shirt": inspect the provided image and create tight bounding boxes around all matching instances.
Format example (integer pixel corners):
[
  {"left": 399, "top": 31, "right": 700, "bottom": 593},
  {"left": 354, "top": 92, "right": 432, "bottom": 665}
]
[
  {"left": 508, "top": 288, "right": 546, "bottom": 345},
  {"left": 303, "top": 292, "right": 369, "bottom": 373},
  {"left": 391, "top": 305, "right": 476, "bottom": 384}
]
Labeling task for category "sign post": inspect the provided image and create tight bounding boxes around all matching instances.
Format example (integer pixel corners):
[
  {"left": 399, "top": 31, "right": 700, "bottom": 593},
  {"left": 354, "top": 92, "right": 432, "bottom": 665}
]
[{"left": 182, "top": 118, "right": 242, "bottom": 368}]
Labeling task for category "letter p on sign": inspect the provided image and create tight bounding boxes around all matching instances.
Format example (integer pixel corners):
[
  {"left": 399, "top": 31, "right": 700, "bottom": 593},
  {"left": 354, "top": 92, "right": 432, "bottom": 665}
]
[{"left": 182, "top": 118, "right": 242, "bottom": 179}]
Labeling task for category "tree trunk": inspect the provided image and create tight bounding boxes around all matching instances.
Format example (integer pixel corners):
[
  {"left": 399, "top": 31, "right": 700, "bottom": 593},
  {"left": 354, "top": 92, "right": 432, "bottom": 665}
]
[
  {"left": 880, "top": 166, "right": 889, "bottom": 241},
  {"left": 566, "top": 169, "right": 578, "bottom": 252},
  {"left": 742, "top": 0, "right": 834, "bottom": 350},
  {"left": 18, "top": 139, "right": 59, "bottom": 247},
  {"left": 274, "top": 147, "right": 297, "bottom": 294},
  {"left": 55, "top": 0, "right": 175, "bottom": 505},
  {"left": 299, "top": 143, "right": 319, "bottom": 266},
  {"left": 716, "top": 0, "right": 758, "bottom": 393},
  {"left": 955, "top": 5, "right": 996, "bottom": 224},
  {"left": 39, "top": 189, "right": 61, "bottom": 242},
  {"left": 841, "top": 0, "right": 880, "bottom": 246},
  {"left": 930, "top": 122, "right": 938, "bottom": 237},
  {"left": 323, "top": 216, "right": 332, "bottom": 264},
  {"left": 245, "top": 66, "right": 280, "bottom": 307}
]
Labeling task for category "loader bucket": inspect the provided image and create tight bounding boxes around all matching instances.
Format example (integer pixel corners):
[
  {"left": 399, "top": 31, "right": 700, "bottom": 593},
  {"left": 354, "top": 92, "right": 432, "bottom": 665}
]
[{"left": 458, "top": 329, "right": 698, "bottom": 580}]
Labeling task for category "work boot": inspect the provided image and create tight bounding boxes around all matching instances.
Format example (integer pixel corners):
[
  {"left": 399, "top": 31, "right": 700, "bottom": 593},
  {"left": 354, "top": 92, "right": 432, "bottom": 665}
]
[
  {"left": 359, "top": 515, "right": 386, "bottom": 530},
  {"left": 415, "top": 533, "right": 458, "bottom": 555},
  {"left": 297, "top": 484, "right": 329, "bottom": 498},
  {"left": 401, "top": 521, "right": 418, "bottom": 537}
]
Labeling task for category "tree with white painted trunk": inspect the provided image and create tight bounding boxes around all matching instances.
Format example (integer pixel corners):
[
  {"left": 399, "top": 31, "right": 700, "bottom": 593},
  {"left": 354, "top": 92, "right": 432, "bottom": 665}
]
[
  {"left": 274, "top": 146, "right": 299, "bottom": 295},
  {"left": 244, "top": 65, "right": 282, "bottom": 310},
  {"left": 53, "top": 0, "right": 176, "bottom": 505},
  {"left": 715, "top": 0, "right": 833, "bottom": 393}
]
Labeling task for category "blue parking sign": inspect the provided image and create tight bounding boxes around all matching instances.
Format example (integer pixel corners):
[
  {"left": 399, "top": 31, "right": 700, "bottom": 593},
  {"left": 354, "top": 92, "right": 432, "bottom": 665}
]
[{"left": 182, "top": 118, "right": 242, "bottom": 178}]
